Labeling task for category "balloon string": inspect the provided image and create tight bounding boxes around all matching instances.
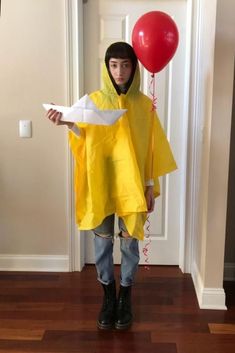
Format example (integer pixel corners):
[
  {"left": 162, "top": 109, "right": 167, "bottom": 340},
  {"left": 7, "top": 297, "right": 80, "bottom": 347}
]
[
  {"left": 142, "top": 73, "right": 156, "bottom": 269},
  {"left": 149, "top": 73, "right": 157, "bottom": 111},
  {"left": 143, "top": 215, "right": 152, "bottom": 270},
  {"left": 149, "top": 73, "right": 156, "bottom": 180}
]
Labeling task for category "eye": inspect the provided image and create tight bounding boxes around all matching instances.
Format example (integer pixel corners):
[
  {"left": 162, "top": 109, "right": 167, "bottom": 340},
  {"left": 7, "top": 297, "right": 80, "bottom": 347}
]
[
  {"left": 122, "top": 63, "right": 131, "bottom": 69},
  {"left": 110, "top": 63, "right": 117, "bottom": 69}
]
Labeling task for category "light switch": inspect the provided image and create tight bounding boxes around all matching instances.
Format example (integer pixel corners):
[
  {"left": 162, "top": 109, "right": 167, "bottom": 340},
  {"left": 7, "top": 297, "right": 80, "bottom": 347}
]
[{"left": 19, "top": 120, "right": 32, "bottom": 138}]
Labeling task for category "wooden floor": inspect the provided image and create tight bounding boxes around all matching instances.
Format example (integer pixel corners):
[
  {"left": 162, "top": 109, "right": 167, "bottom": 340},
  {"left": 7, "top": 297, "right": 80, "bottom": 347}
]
[{"left": 0, "top": 265, "right": 235, "bottom": 353}]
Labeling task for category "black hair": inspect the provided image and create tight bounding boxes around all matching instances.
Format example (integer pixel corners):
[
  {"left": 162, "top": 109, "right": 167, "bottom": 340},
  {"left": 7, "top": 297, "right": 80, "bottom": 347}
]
[
  {"left": 105, "top": 42, "right": 138, "bottom": 94},
  {"left": 105, "top": 42, "right": 137, "bottom": 68}
]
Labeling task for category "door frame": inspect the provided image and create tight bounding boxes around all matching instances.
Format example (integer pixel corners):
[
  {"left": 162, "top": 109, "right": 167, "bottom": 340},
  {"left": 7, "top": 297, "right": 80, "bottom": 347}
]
[
  {"left": 65, "top": 0, "right": 218, "bottom": 273},
  {"left": 65, "top": 0, "right": 85, "bottom": 271}
]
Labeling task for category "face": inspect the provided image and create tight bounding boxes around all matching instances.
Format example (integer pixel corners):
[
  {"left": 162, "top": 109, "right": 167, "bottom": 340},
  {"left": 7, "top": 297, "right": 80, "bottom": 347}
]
[{"left": 108, "top": 58, "right": 133, "bottom": 86}]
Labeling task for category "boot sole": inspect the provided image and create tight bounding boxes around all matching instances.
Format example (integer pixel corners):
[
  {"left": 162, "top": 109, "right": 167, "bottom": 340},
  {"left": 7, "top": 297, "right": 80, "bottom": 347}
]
[
  {"left": 97, "top": 321, "right": 114, "bottom": 330},
  {"left": 115, "top": 321, "right": 132, "bottom": 330}
]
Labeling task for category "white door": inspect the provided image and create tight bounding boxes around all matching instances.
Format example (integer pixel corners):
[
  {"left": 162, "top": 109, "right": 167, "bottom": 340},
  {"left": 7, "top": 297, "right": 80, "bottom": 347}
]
[{"left": 83, "top": 0, "right": 189, "bottom": 265}]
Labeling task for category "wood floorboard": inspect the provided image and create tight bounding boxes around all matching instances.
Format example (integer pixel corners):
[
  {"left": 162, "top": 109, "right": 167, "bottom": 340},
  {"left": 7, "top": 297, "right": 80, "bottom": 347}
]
[
  {"left": 0, "top": 329, "right": 44, "bottom": 341},
  {"left": 0, "top": 265, "right": 234, "bottom": 353},
  {"left": 209, "top": 323, "right": 235, "bottom": 334}
]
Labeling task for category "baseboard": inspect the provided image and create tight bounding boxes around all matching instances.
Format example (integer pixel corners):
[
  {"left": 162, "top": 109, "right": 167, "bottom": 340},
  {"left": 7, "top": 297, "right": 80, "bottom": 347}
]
[
  {"left": 0, "top": 254, "right": 69, "bottom": 272},
  {"left": 192, "top": 261, "right": 227, "bottom": 310},
  {"left": 224, "top": 262, "right": 235, "bottom": 281}
]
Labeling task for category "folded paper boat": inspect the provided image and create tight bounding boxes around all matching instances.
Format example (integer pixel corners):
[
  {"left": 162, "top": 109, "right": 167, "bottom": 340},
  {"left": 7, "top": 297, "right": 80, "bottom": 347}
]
[{"left": 43, "top": 94, "right": 127, "bottom": 126}]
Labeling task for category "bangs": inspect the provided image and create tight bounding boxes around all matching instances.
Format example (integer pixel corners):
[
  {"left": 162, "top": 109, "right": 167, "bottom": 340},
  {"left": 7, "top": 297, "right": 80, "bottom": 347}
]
[{"left": 107, "top": 48, "right": 131, "bottom": 59}]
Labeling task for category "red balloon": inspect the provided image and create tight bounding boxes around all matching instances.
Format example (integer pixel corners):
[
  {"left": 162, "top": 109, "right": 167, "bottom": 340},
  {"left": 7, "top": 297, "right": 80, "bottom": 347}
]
[{"left": 132, "top": 11, "right": 179, "bottom": 73}]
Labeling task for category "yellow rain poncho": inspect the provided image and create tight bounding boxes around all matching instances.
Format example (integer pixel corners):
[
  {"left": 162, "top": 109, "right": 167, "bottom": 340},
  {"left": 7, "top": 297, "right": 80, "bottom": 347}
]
[{"left": 69, "top": 64, "right": 177, "bottom": 240}]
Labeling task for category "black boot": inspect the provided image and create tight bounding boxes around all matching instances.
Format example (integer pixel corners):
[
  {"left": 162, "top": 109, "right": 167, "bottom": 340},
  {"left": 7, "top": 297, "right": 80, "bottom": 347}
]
[
  {"left": 115, "top": 285, "right": 132, "bottom": 330},
  {"left": 97, "top": 281, "right": 116, "bottom": 330}
]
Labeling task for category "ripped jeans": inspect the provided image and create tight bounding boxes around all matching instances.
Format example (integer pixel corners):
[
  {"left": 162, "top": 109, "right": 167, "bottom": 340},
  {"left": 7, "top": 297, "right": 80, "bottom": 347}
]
[{"left": 93, "top": 214, "right": 140, "bottom": 287}]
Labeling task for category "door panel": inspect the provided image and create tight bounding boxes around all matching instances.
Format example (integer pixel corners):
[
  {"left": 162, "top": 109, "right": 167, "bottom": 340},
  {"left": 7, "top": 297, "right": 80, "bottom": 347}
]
[{"left": 83, "top": 0, "right": 188, "bottom": 265}]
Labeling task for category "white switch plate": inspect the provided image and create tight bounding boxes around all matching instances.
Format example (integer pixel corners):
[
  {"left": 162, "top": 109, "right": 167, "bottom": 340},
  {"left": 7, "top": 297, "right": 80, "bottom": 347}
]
[{"left": 19, "top": 120, "right": 32, "bottom": 138}]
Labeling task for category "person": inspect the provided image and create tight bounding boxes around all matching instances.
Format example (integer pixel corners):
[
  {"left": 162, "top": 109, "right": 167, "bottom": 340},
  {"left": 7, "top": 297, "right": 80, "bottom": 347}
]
[{"left": 46, "top": 42, "right": 177, "bottom": 330}]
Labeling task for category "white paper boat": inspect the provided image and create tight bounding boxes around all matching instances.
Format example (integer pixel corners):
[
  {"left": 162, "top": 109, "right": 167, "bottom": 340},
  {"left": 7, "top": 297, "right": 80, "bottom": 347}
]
[{"left": 43, "top": 94, "right": 126, "bottom": 126}]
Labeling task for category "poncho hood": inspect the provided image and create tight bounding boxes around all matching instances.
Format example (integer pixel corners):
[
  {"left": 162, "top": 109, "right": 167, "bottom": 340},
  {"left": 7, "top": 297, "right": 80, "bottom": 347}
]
[{"left": 101, "top": 61, "right": 141, "bottom": 96}]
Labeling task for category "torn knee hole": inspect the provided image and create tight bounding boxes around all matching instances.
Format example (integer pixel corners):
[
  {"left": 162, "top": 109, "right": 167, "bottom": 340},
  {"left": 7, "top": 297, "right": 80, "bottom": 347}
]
[
  {"left": 94, "top": 232, "right": 112, "bottom": 239},
  {"left": 120, "top": 231, "right": 131, "bottom": 238}
]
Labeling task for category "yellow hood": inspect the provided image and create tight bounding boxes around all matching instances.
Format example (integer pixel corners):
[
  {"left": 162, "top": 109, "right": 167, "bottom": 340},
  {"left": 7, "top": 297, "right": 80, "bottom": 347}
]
[{"left": 101, "top": 61, "right": 140, "bottom": 96}]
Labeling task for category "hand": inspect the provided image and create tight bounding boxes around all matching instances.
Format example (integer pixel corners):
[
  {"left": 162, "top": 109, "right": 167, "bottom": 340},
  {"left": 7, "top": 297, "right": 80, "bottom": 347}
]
[
  {"left": 46, "top": 103, "right": 74, "bottom": 129},
  {"left": 145, "top": 185, "right": 155, "bottom": 213}
]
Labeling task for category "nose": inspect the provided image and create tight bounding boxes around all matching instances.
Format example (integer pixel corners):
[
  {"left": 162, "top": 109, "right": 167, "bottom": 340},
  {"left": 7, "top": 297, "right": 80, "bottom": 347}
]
[{"left": 117, "top": 65, "right": 123, "bottom": 76}]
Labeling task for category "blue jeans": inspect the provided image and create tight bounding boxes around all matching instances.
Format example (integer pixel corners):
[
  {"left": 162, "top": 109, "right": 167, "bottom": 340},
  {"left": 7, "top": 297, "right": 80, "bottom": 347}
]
[{"left": 93, "top": 214, "right": 140, "bottom": 287}]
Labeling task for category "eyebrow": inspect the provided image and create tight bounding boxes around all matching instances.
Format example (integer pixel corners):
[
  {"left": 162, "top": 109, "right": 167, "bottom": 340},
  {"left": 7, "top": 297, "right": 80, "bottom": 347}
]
[{"left": 109, "top": 59, "right": 131, "bottom": 63}]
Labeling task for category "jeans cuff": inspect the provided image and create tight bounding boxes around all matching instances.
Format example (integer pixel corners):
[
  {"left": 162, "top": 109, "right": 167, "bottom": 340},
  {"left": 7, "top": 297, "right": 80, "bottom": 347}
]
[
  {"left": 97, "top": 277, "right": 115, "bottom": 286},
  {"left": 120, "top": 280, "right": 134, "bottom": 287}
]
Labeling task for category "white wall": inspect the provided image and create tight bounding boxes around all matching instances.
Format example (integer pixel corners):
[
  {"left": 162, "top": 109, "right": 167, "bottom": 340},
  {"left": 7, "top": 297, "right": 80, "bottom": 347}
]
[
  {"left": 0, "top": 0, "right": 69, "bottom": 270},
  {"left": 209, "top": 0, "right": 235, "bottom": 280},
  {"left": 205, "top": 0, "right": 234, "bottom": 286}
]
